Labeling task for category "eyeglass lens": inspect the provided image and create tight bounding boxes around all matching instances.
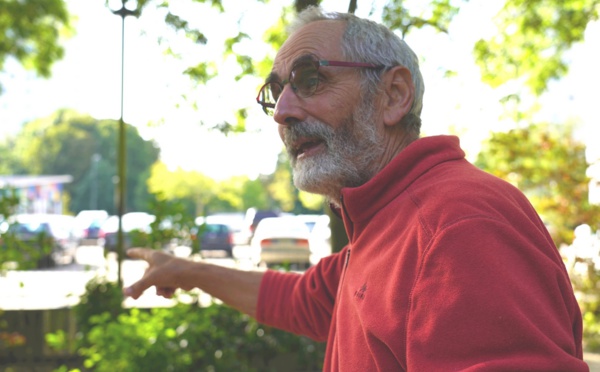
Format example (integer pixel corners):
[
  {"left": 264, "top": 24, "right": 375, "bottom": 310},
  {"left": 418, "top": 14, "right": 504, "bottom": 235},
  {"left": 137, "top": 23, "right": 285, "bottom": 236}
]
[{"left": 259, "top": 60, "right": 319, "bottom": 115}]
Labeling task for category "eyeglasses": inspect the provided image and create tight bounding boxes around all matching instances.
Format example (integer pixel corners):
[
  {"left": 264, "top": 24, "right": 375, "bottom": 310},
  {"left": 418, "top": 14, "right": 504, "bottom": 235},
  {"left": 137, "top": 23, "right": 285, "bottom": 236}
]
[{"left": 256, "top": 55, "right": 385, "bottom": 116}]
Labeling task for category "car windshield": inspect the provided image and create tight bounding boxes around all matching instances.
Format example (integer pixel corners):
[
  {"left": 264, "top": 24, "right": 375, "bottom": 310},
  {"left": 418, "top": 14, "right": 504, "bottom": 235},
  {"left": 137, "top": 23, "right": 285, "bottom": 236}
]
[{"left": 255, "top": 217, "right": 310, "bottom": 235}]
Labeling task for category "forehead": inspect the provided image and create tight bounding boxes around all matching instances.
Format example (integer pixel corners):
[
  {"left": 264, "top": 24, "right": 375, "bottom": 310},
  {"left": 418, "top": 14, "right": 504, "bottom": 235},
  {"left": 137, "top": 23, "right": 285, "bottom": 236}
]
[{"left": 272, "top": 20, "right": 346, "bottom": 75}]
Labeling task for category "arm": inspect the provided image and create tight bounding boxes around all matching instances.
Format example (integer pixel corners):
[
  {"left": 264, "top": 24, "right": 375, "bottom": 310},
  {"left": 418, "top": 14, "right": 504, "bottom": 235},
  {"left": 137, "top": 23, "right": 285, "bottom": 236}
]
[
  {"left": 256, "top": 247, "right": 347, "bottom": 341},
  {"left": 123, "top": 248, "right": 264, "bottom": 318}
]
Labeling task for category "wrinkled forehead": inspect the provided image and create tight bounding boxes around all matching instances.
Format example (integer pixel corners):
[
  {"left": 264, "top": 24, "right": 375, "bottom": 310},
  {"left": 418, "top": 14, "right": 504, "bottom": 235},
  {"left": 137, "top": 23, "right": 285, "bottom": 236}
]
[{"left": 271, "top": 20, "right": 346, "bottom": 80}]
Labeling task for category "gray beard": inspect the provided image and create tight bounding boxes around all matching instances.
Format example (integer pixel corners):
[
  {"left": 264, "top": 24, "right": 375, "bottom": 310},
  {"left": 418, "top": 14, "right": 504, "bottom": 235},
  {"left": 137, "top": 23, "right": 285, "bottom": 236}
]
[{"left": 282, "top": 100, "right": 384, "bottom": 205}]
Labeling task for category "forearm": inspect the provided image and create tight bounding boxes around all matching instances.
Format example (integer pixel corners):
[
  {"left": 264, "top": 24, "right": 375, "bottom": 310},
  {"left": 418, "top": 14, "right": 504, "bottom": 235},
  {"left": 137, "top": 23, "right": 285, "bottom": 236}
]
[
  {"left": 124, "top": 248, "right": 266, "bottom": 318},
  {"left": 181, "top": 260, "right": 264, "bottom": 318}
]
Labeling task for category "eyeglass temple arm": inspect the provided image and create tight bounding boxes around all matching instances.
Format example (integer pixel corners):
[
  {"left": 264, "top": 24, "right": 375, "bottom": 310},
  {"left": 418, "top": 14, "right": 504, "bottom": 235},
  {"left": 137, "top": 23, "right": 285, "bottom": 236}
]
[{"left": 319, "top": 60, "right": 383, "bottom": 68}]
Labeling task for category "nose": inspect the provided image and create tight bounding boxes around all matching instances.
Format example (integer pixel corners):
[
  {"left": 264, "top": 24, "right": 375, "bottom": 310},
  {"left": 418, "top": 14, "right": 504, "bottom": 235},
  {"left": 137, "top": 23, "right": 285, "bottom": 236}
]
[{"left": 272, "top": 84, "right": 306, "bottom": 126}]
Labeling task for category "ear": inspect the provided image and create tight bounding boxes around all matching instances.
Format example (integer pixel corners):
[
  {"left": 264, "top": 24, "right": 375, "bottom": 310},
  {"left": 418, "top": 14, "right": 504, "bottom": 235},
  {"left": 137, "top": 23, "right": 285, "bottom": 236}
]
[{"left": 381, "top": 66, "right": 415, "bottom": 127}]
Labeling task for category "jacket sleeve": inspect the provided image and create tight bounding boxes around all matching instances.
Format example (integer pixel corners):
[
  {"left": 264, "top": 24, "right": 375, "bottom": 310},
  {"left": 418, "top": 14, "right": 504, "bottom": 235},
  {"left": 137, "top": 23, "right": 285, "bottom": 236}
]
[
  {"left": 406, "top": 217, "right": 586, "bottom": 371},
  {"left": 255, "top": 246, "right": 347, "bottom": 341}
]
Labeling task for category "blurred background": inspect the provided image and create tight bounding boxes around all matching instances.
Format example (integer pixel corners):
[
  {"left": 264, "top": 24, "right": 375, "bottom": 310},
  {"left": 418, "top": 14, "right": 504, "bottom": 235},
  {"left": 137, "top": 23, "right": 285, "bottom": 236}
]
[{"left": 1, "top": 0, "right": 599, "bottom": 370}]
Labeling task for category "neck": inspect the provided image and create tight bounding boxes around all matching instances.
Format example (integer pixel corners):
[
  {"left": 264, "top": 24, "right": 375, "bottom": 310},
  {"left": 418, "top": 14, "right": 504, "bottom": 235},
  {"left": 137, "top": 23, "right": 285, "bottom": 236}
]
[{"left": 375, "top": 127, "right": 418, "bottom": 175}]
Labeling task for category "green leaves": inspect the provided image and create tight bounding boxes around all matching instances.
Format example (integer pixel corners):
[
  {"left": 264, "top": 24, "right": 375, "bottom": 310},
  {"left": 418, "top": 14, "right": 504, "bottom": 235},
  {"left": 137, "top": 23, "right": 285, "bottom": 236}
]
[
  {"left": 2, "top": 109, "right": 160, "bottom": 214},
  {"left": 475, "top": 123, "right": 600, "bottom": 246},
  {"left": 0, "top": 0, "right": 71, "bottom": 93},
  {"left": 382, "top": 0, "right": 461, "bottom": 36},
  {"left": 473, "top": 0, "right": 599, "bottom": 95},
  {"left": 74, "top": 291, "right": 325, "bottom": 371}
]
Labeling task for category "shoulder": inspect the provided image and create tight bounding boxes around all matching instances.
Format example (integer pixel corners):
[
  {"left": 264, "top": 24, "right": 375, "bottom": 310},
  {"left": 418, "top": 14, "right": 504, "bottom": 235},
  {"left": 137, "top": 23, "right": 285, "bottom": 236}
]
[{"left": 406, "top": 159, "right": 545, "bottom": 236}]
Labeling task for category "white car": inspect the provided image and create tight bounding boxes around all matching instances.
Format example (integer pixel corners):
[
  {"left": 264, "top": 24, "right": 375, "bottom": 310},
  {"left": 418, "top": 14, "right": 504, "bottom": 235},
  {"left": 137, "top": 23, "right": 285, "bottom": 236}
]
[
  {"left": 250, "top": 216, "right": 312, "bottom": 268},
  {"left": 296, "top": 214, "right": 333, "bottom": 265}
]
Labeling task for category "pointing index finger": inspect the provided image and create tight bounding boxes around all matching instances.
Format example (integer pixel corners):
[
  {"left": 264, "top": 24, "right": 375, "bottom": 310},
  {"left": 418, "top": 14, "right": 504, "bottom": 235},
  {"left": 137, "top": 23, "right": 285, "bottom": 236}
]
[{"left": 126, "top": 248, "right": 153, "bottom": 262}]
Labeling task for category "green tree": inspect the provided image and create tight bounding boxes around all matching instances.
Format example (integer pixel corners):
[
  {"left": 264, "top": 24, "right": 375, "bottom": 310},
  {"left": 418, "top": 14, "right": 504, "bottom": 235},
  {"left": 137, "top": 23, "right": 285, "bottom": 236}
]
[
  {"left": 475, "top": 123, "right": 600, "bottom": 246},
  {"left": 146, "top": 162, "right": 286, "bottom": 217},
  {"left": 267, "top": 151, "right": 298, "bottom": 213},
  {"left": 147, "top": 162, "right": 219, "bottom": 217},
  {"left": 0, "top": 0, "right": 72, "bottom": 94},
  {"left": 473, "top": 0, "right": 599, "bottom": 96},
  {"left": 0, "top": 137, "right": 24, "bottom": 174},
  {"left": 7, "top": 109, "right": 160, "bottom": 214}
]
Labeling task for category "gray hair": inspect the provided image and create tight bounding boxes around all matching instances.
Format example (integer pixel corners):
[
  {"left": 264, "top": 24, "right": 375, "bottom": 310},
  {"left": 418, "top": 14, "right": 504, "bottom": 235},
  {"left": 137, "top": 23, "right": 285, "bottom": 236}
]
[{"left": 289, "top": 6, "right": 425, "bottom": 136}]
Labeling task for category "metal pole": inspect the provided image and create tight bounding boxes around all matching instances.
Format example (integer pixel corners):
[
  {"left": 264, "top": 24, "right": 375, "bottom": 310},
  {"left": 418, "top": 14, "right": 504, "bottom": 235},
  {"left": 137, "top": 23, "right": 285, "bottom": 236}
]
[{"left": 112, "top": 1, "right": 137, "bottom": 289}]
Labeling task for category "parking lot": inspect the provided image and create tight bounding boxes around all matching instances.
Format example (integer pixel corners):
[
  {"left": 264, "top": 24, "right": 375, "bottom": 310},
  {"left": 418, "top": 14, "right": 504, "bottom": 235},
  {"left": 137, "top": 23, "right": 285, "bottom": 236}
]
[
  {"left": 0, "top": 244, "right": 258, "bottom": 311},
  {"left": 1, "top": 244, "right": 599, "bottom": 370}
]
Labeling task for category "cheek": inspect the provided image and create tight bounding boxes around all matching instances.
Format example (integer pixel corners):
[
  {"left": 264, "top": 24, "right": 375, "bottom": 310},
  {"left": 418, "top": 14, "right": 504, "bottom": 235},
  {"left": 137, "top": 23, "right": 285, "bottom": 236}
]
[{"left": 320, "top": 84, "right": 363, "bottom": 127}]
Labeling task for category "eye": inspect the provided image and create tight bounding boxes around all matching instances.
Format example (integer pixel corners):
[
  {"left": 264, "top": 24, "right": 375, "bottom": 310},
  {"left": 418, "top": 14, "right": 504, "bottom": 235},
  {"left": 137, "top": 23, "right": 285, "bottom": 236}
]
[
  {"left": 291, "top": 64, "right": 320, "bottom": 97},
  {"left": 268, "top": 82, "right": 283, "bottom": 101}
]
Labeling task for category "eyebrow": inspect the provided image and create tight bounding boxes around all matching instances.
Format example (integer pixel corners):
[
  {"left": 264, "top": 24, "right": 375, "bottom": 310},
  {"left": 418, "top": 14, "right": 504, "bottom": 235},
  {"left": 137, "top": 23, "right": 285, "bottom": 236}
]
[
  {"left": 265, "top": 54, "right": 318, "bottom": 83},
  {"left": 265, "top": 71, "right": 281, "bottom": 83}
]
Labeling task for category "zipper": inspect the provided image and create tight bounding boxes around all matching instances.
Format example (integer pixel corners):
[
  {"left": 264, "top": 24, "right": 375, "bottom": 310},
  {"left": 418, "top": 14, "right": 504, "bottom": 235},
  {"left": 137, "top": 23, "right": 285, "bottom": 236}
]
[
  {"left": 335, "top": 195, "right": 352, "bottom": 308},
  {"left": 334, "top": 247, "right": 351, "bottom": 310}
]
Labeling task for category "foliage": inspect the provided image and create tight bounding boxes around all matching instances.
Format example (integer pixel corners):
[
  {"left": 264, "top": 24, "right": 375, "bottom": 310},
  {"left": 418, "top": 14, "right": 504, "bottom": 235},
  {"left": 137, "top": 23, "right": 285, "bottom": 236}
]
[
  {"left": 576, "top": 261, "right": 600, "bottom": 351},
  {"left": 0, "top": 310, "right": 26, "bottom": 348},
  {"left": 0, "top": 228, "right": 55, "bottom": 270},
  {"left": 73, "top": 275, "right": 126, "bottom": 336},
  {"left": 0, "top": 187, "right": 54, "bottom": 270},
  {"left": 0, "top": 138, "right": 24, "bottom": 174},
  {"left": 0, "top": 0, "right": 72, "bottom": 94},
  {"left": 147, "top": 158, "right": 318, "bottom": 217},
  {"left": 2, "top": 109, "right": 160, "bottom": 214},
  {"left": 77, "top": 300, "right": 325, "bottom": 371},
  {"left": 54, "top": 275, "right": 325, "bottom": 371},
  {"left": 560, "top": 225, "right": 600, "bottom": 351},
  {"left": 475, "top": 123, "right": 600, "bottom": 246},
  {"left": 146, "top": 193, "right": 196, "bottom": 250},
  {"left": 474, "top": 0, "right": 599, "bottom": 96},
  {"left": 0, "top": 191, "right": 27, "bottom": 350},
  {"left": 382, "top": 0, "right": 461, "bottom": 37},
  {"left": 0, "top": 187, "right": 19, "bottom": 221},
  {"left": 268, "top": 151, "right": 298, "bottom": 212},
  {"left": 147, "top": 162, "right": 218, "bottom": 217}
]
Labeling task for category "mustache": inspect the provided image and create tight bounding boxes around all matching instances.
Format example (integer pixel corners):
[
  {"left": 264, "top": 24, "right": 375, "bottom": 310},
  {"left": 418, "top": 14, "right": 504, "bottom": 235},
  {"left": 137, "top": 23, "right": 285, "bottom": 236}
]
[{"left": 283, "top": 120, "right": 334, "bottom": 149}]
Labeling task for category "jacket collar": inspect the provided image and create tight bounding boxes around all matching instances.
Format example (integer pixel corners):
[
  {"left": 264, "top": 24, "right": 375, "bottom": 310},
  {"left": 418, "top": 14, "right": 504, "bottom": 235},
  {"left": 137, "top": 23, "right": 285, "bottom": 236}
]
[{"left": 335, "top": 135, "right": 465, "bottom": 239}]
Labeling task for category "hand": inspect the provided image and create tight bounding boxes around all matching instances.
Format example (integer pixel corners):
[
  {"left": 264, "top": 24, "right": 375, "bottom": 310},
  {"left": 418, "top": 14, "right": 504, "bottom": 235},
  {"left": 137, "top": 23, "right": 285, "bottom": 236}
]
[{"left": 123, "top": 248, "right": 192, "bottom": 299}]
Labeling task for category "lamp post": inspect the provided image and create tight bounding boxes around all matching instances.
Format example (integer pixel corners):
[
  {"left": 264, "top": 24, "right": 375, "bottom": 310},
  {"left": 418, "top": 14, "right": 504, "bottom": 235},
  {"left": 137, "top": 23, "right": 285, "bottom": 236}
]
[{"left": 111, "top": 0, "right": 138, "bottom": 288}]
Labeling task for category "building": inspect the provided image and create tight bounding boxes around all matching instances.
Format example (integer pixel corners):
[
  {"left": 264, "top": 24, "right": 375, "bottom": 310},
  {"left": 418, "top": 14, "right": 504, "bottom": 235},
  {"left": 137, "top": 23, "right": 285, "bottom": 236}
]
[{"left": 0, "top": 175, "right": 73, "bottom": 214}]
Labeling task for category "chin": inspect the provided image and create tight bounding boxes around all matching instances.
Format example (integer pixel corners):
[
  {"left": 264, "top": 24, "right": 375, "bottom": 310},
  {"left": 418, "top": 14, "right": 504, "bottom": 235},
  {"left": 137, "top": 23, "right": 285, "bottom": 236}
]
[{"left": 292, "top": 158, "right": 345, "bottom": 199}]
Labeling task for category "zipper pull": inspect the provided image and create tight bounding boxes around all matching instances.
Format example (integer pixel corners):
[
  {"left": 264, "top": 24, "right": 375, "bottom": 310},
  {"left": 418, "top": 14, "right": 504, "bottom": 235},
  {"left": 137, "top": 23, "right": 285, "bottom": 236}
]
[{"left": 344, "top": 249, "right": 351, "bottom": 268}]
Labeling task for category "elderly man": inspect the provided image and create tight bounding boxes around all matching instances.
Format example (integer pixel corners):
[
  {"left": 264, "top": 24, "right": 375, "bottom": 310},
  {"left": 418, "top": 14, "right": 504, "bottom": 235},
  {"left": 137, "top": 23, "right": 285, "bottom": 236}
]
[{"left": 124, "top": 6, "right": 587, "bottom": 371}]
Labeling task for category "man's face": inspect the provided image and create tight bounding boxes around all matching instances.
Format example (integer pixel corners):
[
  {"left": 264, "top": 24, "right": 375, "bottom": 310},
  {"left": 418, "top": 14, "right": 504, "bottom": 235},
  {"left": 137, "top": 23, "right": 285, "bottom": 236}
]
[
  {"left": 269, "top": 20, "right": 385, "bottom": 200},
  {"left": 282, "top": 95, "right": 384, "bottom": 198}
]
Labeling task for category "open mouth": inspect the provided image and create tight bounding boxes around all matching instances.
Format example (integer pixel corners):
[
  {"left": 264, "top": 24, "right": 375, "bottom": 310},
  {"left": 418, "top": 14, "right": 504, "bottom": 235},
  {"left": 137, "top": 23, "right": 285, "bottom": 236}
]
[{"left": 293, "top": 138, "right": 325, "bottom": 159}]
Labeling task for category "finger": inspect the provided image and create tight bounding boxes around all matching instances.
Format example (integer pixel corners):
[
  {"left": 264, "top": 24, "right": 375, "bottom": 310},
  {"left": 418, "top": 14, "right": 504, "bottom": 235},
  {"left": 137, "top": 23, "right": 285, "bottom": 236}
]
[
  {"left": 156, "top": 287, "right": 176, "bottom": 298},
  {"left": 127, "top": 248, "right": 153, "bottom": 262},
  {"left": 123, "top": 277, "right": 152, "bottom": 299}
]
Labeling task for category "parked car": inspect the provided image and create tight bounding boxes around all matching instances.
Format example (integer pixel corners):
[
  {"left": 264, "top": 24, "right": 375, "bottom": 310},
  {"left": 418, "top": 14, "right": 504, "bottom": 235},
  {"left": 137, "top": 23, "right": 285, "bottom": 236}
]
[
  {"left": 303, "top": 214, "right": 333, "bottom": 265},
  {"left": 237, "top": 208, "right": 281, "bottom": 245},
  {"left": 100, "top": 212, "right": 155, "bottom": 252},
  {"left": 197, "top": 212, "right": 246, "bottom": 246},
  {"left": 74, "top": 209, "right": 109, "bottom": 244},
  {"left": 2, "top": 213, "right": 78, "bottom": 268},
  {"left": 192, "top": 218, "right": 235, "bottom": 257},
  {"left": 250, "top": 216, "right": 312, "bottom": 268}
]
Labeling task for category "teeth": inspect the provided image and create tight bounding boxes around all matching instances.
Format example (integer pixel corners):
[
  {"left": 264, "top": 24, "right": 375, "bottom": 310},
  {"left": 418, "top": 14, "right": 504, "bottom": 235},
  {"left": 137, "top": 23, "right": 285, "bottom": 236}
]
[{"left": 297, "top": 141, "right": 316, "bottom": 155}]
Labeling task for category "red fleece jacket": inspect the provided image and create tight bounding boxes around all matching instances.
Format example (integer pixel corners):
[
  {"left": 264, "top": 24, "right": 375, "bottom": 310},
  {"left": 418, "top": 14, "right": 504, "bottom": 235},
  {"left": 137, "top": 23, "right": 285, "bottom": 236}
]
[{"left": 256, "top": 135, "right": 586, "bottom": 371}]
